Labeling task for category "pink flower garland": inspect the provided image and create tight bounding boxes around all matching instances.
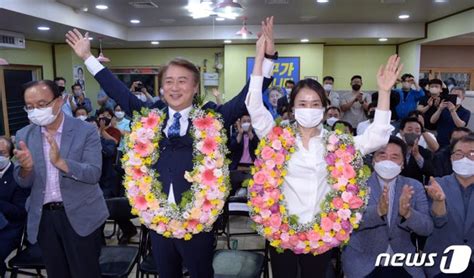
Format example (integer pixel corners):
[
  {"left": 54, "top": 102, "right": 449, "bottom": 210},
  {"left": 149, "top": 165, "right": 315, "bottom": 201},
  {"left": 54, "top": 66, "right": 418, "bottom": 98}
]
[
  {"left": 248, "top": 125, "right": 370, "bottom": 254},
  {"left": 122, "top": 108, "right": 230, "bottom": 240}
]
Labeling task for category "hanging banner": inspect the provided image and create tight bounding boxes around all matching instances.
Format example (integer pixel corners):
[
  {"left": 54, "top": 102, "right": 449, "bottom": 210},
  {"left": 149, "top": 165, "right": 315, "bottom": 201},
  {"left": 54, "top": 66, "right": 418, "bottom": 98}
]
[{"left": 246, "top": 57, "right": 300, "bottom": 88}]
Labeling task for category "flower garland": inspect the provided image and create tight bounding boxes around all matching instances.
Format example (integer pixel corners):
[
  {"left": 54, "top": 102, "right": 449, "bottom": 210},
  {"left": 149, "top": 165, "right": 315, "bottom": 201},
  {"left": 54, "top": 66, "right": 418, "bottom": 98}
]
[
  {"left": 247, "top": 123, "right": 371, "bottom": 254},
  {"left": 122, "top": 107, "right": 230, "bottom": 240}
]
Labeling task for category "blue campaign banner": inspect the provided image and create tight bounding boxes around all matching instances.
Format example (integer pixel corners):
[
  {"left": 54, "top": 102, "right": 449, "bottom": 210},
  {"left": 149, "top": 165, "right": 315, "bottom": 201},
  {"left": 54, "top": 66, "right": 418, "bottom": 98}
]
[{"left": 246, "top": 57, "right": 300, "bottom": 88}]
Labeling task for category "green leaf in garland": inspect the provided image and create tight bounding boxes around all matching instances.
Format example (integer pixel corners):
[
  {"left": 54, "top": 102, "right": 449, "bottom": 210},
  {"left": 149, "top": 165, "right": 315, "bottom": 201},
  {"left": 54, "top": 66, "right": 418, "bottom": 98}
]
[
  {"left": 179, "top": 189, "right": 194, "bottom": 210},
  {"left": 242, "top": 179, "right": 251, "bottom": 188},
  {"left": 288, "top": 214, "right": 299, "bottom": 226},
  {"left": 333, "top": 123, "right": 346, "bottom": 133}
]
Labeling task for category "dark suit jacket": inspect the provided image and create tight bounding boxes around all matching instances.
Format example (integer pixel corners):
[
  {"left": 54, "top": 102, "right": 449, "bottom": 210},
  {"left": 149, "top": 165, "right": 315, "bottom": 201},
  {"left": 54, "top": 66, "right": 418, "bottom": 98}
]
[
  {"left": 229, "top": 131, "right": 259, "bottom": 170},
  {"left": 401, "top": 145, "right": 434, "bottom": 184},
  {"left": 432, "top": 146, "right": 453, "bottom": 177},
  {"left": 0, "top": 163, "right": 29, "bottom": 259},
  {"left": 93, "top": 67, "right": 273, "bottom": 203}
]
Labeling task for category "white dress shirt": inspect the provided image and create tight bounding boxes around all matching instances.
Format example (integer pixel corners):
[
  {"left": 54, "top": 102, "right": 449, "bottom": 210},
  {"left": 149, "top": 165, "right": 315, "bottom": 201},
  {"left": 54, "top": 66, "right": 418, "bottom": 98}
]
[{"left": 246, "top": 76, "right": 394, "bottom": 224}]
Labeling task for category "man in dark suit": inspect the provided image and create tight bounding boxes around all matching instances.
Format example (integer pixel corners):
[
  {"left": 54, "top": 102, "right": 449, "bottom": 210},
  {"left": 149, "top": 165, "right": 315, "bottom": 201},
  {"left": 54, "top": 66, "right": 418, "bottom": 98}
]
[
  {"left": 14, "top": 80, "right": 108, "bottom": 278},
  {"left": 433, "top": 127, "right": 471, "bottom": 177},
  {"left": 399, "top": 118, "right": 434, "bottom": 184},
  {"left": 0, "top": 136, "right": 29, "bottom": 276},
  {"left": 276, "top": 79, "right": 295, "bottom": 115},
  {"left": 66, "top": 17, "right": 275, "bottom": 278}
]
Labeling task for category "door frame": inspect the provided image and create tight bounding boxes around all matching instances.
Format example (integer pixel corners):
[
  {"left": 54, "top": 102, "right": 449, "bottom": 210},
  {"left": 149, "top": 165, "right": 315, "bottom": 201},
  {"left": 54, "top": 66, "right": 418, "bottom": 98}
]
[{"left": 0, "top": 65, "right": 43, "bottom": 136}]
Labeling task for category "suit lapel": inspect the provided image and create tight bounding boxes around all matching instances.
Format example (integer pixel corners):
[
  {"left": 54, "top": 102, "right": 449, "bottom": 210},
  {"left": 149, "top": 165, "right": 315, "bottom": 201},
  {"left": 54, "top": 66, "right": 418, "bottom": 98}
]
[
  {"left": 30, "top": 125, "right": 47, "bottom": 186},
  {"left": 60, "top": 116, "right": 74, "bottom": 159}
]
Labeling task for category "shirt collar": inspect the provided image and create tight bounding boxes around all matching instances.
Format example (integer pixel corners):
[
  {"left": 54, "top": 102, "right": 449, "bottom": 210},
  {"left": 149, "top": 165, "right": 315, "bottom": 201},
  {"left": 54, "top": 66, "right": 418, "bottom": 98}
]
[
  {"left": 0, "top": 162, "right": 11, "bottom": 178},
  {"left": 41, "top": 113, "right": 65, "bottom": 135},
  {"left": 168, "top": 105, "right": 192, "bottom": 120},
  {"left": 377, "top": 175, "right": 397, "bottom": 189}
]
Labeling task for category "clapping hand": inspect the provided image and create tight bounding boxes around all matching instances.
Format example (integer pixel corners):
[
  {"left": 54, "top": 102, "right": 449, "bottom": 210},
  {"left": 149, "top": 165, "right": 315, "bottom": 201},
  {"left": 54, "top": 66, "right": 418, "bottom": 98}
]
[
  {"left": 377, "top": 55, "right": 403, "bottom": 93},
  {"left": 65, "top": 29, "right": 93, "bottom": 61},
  {"left": 425, "top": 177, "right": 446, "bottom": 202},
  {"left": 14, "top": 141, "right": 33, "bottom": 171},
  {"left": 399, "top": 185, "right": 414, "bottom": 219},
  {"left": 378, "top": 184, "right": 389, "bottom": 217}
]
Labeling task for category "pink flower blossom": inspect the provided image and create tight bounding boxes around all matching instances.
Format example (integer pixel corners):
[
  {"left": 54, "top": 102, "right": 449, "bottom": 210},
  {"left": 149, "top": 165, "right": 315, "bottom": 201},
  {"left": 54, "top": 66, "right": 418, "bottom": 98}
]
[
  {"left": 274, "top": 153, "right": 286, "bottom": 165},
  {"left": 253, "top": 171, "right": 267, "bottom": 185},
  {"left": 265, "top": 160, "right": 276, "bottom": 169},
  {"left": 349, "top": 196, "right": 364, "bottom": 209},
  {"left": 141, "top": 113, "right": 159, "bottom": 129},
  {"left": 341, "top": 192, "right": 353, "bottom": 203},
  {"left": 269, "top": 214, "right": 282, "bottom": 229},
  {"left": 321, "top": 217, "right": 334, "bottom": 232},
  {"left": 332, "top": 197, "right": 344, "bottom": 209},
  {"left": 194, "top": 117, "right": 214, "bottom": 130},
  {"left": 342, "top": 165, "right": 356, "bottom": 179},
  {"left": 202, "top": 169, "right": 216, "bottom": 185},
  {"left": 337, "top": 209, "right": 351, "bottom": 220},
  {"left": 134, "top": 195, "right": 147, "bottom": 210},
  {"left": 134, "top": 139, "right": 153, "bottom": 157},
  {"left": 271, "top": 140, "right": 282, "bottom": 151},
  {"left": 201, "top": 138, "right": 218, "bottom": 155},
  {"left": 261, "top": 146, "right": 275, "bottom": 160},
  {"left": 328, "top": 134, "right": 339, "bottom": 145}
]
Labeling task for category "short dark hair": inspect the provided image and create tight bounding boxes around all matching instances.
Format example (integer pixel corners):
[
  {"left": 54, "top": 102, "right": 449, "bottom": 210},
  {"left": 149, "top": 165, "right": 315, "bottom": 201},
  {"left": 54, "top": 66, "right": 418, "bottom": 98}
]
[
  {"left": 429, "top": 79, "right": 443, "bottom": 87},
  {"left": 325, "top": 106, "right": 341, "bottom": 114},
  {"left": 74, "top": 107, "right": 88, "bottom": 116},
  {"left": 401, "top": 73, "right": 414, "bottom": 81},
  {"left": 22, "top": 80, "right": 61, "bottom": 99},
  {"left": 159, "top": 58, "right": 200, "bottom": 85},
  {"left": 323, "top": 76, "right": 334, "bottom": 83},
  {"left": 351, "top": 75, "right": 362, "bottom": 82},
  {"left": 419, "top": 78, "right": 429, "bottom": 88},
  {"left": 54, "top": 77, "right": 66, "bottom": 83},
  {"left": 449, "top": 127, "right": 472, "bottom": 139},
  {"left": 289, "top": 79, "right": 329, "bottom": 110},
  {"left": 0, "top": 136, "right": 13, "bottom": 157},
  {"left": 71, "top": 83, "right": 82, "bottom": 90},
  {"left": 368, "top": 102, "right": 377, "bottom": 110},
  {"left": 284, "top": 80, "right": 295, "bottom": 86},
  {"left": 386, "top": 136, "right": 408, "bottom": 165},
  {"left": 408, "top": 110, "right": 423, "bottom": 118},
  {"left": 400, "top": 117, "right": 423, "bottom": 132},
  {"left": 451, "top": 86, "right": 465, "bottom": 95},
  {"left": 452, "top": 134, "right": 474, "bottom": 150},
  {"left": 114, "top": 104, "right": 122, "bottom": 110},
  {"left": 98, "top": 107, "right": 115, "bottom": 118}
]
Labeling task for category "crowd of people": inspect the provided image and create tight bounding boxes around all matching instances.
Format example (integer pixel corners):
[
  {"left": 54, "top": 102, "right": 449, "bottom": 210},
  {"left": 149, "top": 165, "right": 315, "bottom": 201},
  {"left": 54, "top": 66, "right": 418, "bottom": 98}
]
[{"left": 0, "top": 16, "right": 473, "bottom": 278}]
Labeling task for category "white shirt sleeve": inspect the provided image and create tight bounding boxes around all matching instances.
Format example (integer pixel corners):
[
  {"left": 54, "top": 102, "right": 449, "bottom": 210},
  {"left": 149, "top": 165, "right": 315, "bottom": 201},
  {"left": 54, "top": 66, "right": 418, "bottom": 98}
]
[
  {"left": 262, "top": 58, "right": 274, "bottom": 79},
  {"left": 245, "top": 75, "right": 275, "bottom": 139},
  {"left": 84, "top": 55, "right": 105, "bottom": 76},
  {"left": 354, "top": 109, "right": 394, "bottom": 155}
]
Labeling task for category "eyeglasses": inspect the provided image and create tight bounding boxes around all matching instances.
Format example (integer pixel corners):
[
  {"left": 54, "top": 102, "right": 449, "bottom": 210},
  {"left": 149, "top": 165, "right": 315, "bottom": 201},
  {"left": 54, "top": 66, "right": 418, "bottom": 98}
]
[
  {"left": 451, "top": 150, "right": 474, "bottom": 161},
  {"left": 23, "top": 98, "right": 57, "bottom": 113}
]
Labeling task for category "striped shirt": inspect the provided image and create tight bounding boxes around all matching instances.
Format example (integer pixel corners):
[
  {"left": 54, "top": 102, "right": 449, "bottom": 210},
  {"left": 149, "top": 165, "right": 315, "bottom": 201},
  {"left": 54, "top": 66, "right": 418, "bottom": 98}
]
[{"left": 42, "top": 116, "right": 64, "bottom": 204}]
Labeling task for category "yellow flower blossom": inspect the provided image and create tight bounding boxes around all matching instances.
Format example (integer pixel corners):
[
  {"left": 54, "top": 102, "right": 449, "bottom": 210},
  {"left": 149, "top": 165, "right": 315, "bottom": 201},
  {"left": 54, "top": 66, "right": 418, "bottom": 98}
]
[{"left": 184, "top": 234, "right": 192, "bottom": 240}]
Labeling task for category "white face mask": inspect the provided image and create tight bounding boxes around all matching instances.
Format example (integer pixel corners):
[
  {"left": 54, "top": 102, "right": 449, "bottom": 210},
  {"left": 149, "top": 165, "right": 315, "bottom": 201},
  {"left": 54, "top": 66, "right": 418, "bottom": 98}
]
[
  {"left": 136, "top": 94, "right": 147, "bottom": 102},
  {"left": 452, "top": 157, "right": 474, "bottom": 178},
  {"left": 374, "top": 160, "right": 402, "bottom": 180},
  {"left": 286, "top": 88, "right": 292, "bottom": 95},
  {"left": 294, "top": 108, "right": 325, "bottom": 128},
  {"left": 323, "top": 84, "right": 333, "bottom": 92},
  {"left": 326, "top": 117, "right": 339, "bottom": 127},
  {"left": 27, "top": 106, "right": 59, "bottom": 127},
  {"left": 456, "top": 97, "right": 462, "bottom": 106},
  {"left": 115, "top": 111, "right": 125, "bottom": 119},
  {"left": 0, "top": 156, "right": 10, "bottom": 170},
  {"left": 77, "top": 115, "right": 88, "bottom": 121},
  {"left": 241, "top": 122, "right": 251, "bottom": 132},
  {"left": 429, "top": 88, "right": 440, "bottom": 96}
]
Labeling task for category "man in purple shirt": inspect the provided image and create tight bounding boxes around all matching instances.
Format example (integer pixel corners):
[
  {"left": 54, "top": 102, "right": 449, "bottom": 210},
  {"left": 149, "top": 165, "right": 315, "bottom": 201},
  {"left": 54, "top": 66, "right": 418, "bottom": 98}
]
[{"left": 14, "top": 80, "right": 108, "bottom": 278}]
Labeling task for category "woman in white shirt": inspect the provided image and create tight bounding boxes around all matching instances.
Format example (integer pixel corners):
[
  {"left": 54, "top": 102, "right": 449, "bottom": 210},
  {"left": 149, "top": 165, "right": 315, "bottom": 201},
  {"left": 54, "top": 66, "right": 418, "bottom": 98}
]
[{"left": 246, "top": 37, "right": 401, "bottom": 277}]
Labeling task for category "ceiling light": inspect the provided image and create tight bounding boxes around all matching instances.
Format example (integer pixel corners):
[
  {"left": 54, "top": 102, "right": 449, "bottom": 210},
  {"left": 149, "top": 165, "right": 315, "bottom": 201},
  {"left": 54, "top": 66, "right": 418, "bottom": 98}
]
[
  {"left": 88, "top": 37, "right": 94, "bottom": 40},
  {"left": 214, "top": 0, "right": 243, "bottom": 14},
  {"left": 151, "top": 41, "right": 160, "bottom": 45},
  {"left": 316, "top": 0, "right": 329, "bottom": 2},
  {"left": 224, "top": 40, "right": 232, "bottom": 43},
  {"left": 378, "top": 38, "right": 388, "bottom": 42},
  {"left": 301, "top": 38, "right": 309, "bottom": 43},
  {"left": 216, "top": 17, "right": 225, "bottom": 21},
  {"left": 130, "top": 19, "right": 140, "bottom": 24},
  {"left": 398, "top": 14, "right": 410, "bottom": 19},
  {"left": 95, "top": 4, "right": 108, "bottom": 10},
  {"left": 434, "top": 0, "right": 448, "bottom": 2},
  {"left": 0, "top": 58, "right": 9, "bottom": 65},
  {"left": 187, "top": 0, "right": 213, "bottom": 19},
  {"left": 236, "top": 18, "right": 252, "bottom": 39},
  {"left": 37, "top": 26, "right": 50, "bottom": 31}
]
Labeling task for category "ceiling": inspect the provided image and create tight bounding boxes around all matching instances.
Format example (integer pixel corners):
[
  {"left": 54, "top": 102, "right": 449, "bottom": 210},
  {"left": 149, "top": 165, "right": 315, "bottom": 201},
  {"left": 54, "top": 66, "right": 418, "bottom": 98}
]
[
  {"left": 424, "top": 32, "right": 474, "bottom": 45},
  {"left": 56, "top": 0, "right": 473, "bottom": 26},
  {"left": 0, "top": 0, "right": 472, "bottom": 48}
]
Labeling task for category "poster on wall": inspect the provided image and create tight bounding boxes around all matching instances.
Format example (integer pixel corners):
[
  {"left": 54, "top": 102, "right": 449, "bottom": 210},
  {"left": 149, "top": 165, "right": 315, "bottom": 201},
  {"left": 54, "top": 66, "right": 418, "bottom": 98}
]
[
  {"left": 246, "top": 57, "right": 300, "bottom": 88},
  {"left": 73, "top": 65, "right": 85, "bottom": 91}
]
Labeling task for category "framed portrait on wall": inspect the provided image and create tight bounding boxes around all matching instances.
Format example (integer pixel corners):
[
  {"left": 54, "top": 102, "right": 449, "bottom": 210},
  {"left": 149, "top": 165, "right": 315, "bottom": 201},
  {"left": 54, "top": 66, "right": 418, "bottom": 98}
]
[{"left": 73, "top": 65, "right": 85, "bottom": 91}]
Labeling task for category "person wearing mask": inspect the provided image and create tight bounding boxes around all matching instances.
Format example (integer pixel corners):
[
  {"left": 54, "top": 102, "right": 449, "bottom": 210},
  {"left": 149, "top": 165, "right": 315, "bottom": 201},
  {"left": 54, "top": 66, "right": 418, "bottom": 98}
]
[
  {"left": 246, "top": 48, "right": 400, "bottom": 277},
  {"left": 341, "top": 75, "right": 372, "bottom": 128},
  {"left": 417, "top": 79, "right": 445, "bottom": 131},
  {"left": 397, "top": 110, "right": 439, "bottom": 152},
  {"left": 74, "top": 107, "right": 89, "bottom": 121},
  {"left": 97, "top": 108, "right": 121, "bottom": 146},
  {"left": 130, "top": 81, "right": 154, "bottom": 103},
  {"left": 394, "top": 73, "right": 424, "bottom": 120},
  {"left": 433, "top": 127, "right": 472, "bottom": 177},
  {"left": 66, "top": 17, "right": 275, "bottom": 277},
  {"left": 13, "top": 80, "right": 107, "bottom": 278},
  {"left": 277, "top": 80, "right": 295, "bottom": 115},
  {"left": 356, "top": 103, "right": 377, "bottom": 135},
  {"left": 266, "top": 86, "right": 284, "bottom": 119},
  {"left": 444, "top": 77, "right": 457, "bottom": 93},
  {"left": 113, "top": 104, "right": 131, "bottom": 157},
  {"left": 342, "top": 136, "right": 433, "bottom": 278},
  {"left": 398, "top": 118, "right": 434, "bottom": 184},
  {"left": 0, "top": 136, "right": 29, "bottom": 277},
  {"left": 431, "top": 86, "right": 471, "bottom": 148},
  {"left": 323, "top": 76, "right": 340, "bottom": 108},
  {"left": 54, "top": 77, "right": 75, "bottom": 117},
  {"left": 324, "top": 106, "right": 342, "bottom": 128},
  {"left": 424, "top": 135, "right": 474, "bottom": 278},
  {"left": 229, "top": 114, "right": 259, "bottom": 171},
  {"left": 71, "top": 83, "right": 93, "bottom": 113}
]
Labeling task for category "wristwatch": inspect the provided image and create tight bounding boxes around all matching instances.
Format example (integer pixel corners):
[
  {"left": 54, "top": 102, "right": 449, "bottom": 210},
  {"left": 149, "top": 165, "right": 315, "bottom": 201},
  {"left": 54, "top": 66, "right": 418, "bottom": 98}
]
[{"left": 264, "top": 51, "right": 278, "bottom": 60}]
